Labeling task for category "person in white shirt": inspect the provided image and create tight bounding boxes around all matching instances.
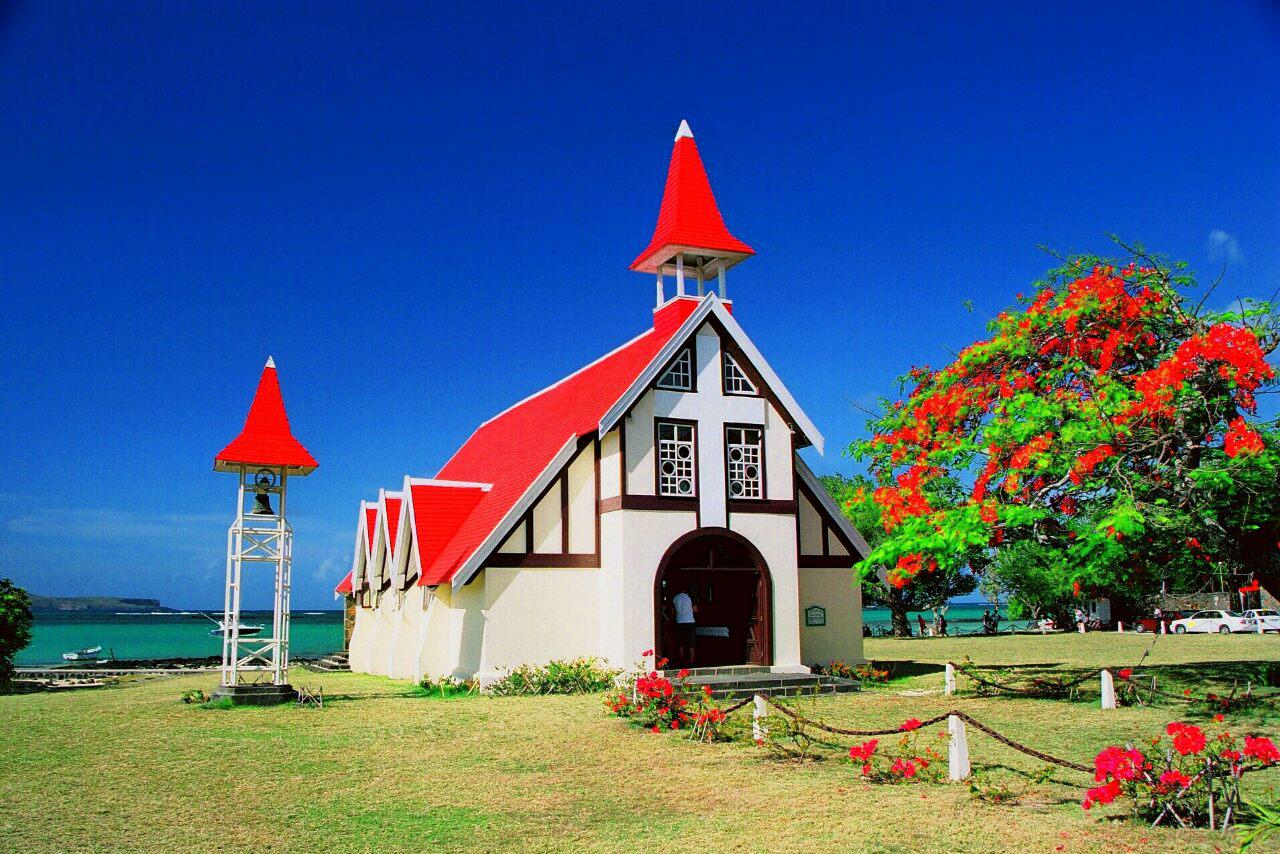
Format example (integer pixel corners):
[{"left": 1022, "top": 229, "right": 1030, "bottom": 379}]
[{"left": 672, "top": 587, "right": 698, "bottom": 666}]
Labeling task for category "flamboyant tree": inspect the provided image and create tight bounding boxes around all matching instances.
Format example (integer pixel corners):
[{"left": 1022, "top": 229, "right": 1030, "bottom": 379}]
[
  {"left": 823, "top": 474, "right": 976, "bottom": 636},
  {"left": 849, "top": 243, "right": 1280, "bottom": 600}
]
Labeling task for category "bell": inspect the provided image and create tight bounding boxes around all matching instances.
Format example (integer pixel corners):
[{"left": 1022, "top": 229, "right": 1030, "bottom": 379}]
[{"left": 251, "top": 490, "right": 275, "bottom": 516}]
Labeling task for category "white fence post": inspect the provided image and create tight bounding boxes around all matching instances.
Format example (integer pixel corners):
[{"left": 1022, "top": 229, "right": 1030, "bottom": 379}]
[
  {"left": 1100, "top": 670, "right": 1117, "bottom": 710},
  {"left": 1160, "top": 620, "right": 1167, "bottom": 635},
  {"left": 1117, "top": 621, "right": 1124, "bottom": 633},
  {"left": 752, "top": 694, "right": 768, "bottom": 742},
  {"left": 944, "top": 662, "right": 956, "bottom": 696},
  {"left": 948, "top": 715, "right": 971, "bottom": 781}
]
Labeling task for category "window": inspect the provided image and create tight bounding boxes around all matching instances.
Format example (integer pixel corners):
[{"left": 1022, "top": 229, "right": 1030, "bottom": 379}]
[
  {"left": 657, "top": 348, "right": 694, "bottom": 391},
  {"left": 656, "top": 421, "right": 696, "bottom": 497},
  {"left": 725, "top": 426, "right": 764, "bottom": 499},
  {"left": 723, "top": 351, "right": 757, "bottom": 395}
]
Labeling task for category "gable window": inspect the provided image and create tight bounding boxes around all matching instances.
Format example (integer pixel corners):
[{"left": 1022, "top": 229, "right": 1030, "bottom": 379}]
[
  {"left": 657, "top": 348, "right": 694, "bottom": 391},
  {"left": 723, "top": 351, "right": 757, "bottom": 395},
  {"left": 656, "top": 420, "right": 696, "bottom": 497},
  {"left": 725, "top": 425, "right": 764, "bottom": 499}
]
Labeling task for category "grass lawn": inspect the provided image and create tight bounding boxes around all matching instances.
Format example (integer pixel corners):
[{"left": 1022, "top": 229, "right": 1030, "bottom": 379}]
[{"left": 2, "top": 633, "right": 1278, "bottom": 852}]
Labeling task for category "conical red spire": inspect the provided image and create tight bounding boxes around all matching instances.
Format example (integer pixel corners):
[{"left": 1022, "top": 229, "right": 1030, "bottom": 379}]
[
  {"left": 630, "top": 120, "right": 754, "bottom": 274},
  {"left": 214, "top": 357, "right": 318, "bottom": 474}
]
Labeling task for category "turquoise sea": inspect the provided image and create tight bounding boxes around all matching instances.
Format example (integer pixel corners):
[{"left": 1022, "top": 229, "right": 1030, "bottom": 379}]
[
  {"left": 20, "top": 604, "right": 1016, "bottom": 666},
  {"left": 18, "top": 611, "right": 344, "bottom": 666}
]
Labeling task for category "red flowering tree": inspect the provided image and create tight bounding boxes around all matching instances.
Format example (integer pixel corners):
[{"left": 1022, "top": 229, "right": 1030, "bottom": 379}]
[{"left": 850, "top": 243, "right": 1280, "bottom": 596}]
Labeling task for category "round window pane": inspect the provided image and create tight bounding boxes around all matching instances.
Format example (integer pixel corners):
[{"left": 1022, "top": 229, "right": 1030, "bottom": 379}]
[
  {"left": 745, "top": 465, "right": 758, "bottom": 479},
  {"left": 662, "top": 461, "right": 675, "bottom": 475},
  {"left": 730, "top": 480, "right": 743, "bottom": 495},
  {"left": 678, "top": 479, "right": 692, "bottom": 495},
  {"left": 729, "top": 448, "right": 742, "bottom": 462},
  {"left": 677, "top": 445, "right": 691, "bottom": 459}
]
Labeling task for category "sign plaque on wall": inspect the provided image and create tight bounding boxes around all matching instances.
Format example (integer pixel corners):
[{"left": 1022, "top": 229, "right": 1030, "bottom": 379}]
[{"left": 804, "top": 605, "right": 826, "bottom": 627}]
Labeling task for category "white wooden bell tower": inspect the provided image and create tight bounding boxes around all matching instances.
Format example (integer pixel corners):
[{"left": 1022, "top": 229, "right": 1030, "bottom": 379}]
[{"left": 212, "top": 357, "right": 318, "bottom": 704}]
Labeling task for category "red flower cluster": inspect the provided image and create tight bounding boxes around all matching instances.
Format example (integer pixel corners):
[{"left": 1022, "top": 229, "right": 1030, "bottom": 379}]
[
  {"left": 890, "top": 758, "right": 918, "bottom": 778},
  {"left": 1244, "top": 735, "right": 1280, "bottom": 765},
  {"left": 1093, "top": 745, "right": 1145, "bottom": 782},
  {"left": 1224, "top": 416, "right": 1265, "bottom": 458},
  {"left": 849, "top": 738, "right": 878, "bottom": 762},
  {"left": 889, "top": 553, "right": 937, "bottom": 588},
  {"left": 898, "top": 718, "right": 923, "bottom": 732},
  {"left": 1166, "top": 722, "right": 1207, "bottom": 756}
]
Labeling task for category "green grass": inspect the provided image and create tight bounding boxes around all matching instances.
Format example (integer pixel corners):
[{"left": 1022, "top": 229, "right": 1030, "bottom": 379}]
[{"left": 1, "top": 634, "right": 1278, "bottom": 852}]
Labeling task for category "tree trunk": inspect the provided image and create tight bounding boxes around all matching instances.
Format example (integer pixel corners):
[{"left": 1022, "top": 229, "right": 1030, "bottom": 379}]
[{"left": 889, "top": 600, "right": 912, "bottom": 637}]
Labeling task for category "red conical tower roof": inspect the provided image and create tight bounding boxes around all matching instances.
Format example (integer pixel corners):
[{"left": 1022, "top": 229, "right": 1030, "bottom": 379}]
[
  {"left": 630, "top": 120, "right": 754, "bottom": 274},
  {"left": 214, "top": 357, "right": 318, "bottom": 475}
]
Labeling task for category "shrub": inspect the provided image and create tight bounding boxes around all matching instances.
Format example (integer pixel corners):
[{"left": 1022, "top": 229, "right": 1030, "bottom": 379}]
[
  {"left": 180, "top": 689, "right": 209, "bottom": 704},
  {"left": 0, "top": 579, "right": 33, "bottom": 693},
  {"left": 1081, "top": 717, "right": 1280, "bottom": 829},
  {"left": 846, "top": 718, "right": 949, "bottom": 782},
  {"left": 419, "top": 675, "right": 478, "bottom": 698},
  {"left": 814, "top": 659, "right": 889, "bottom": 682},
  {"left": 488, "top": 657, "right": 619, "bottom": 696},
  {"left": 606, "top": 657, "right": 727, "bottom": 741}
]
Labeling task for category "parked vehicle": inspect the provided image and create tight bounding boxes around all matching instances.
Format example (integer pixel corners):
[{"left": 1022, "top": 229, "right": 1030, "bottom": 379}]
[
  {"left": 1242, "top": 609, "right": 1280, "bottom": 633},
  {"left": 1132, "top": 611, "right": 1185, "bottom": 633},
  {"left": 1169, "top": 610, "right": 1257, "bottom": 634}
]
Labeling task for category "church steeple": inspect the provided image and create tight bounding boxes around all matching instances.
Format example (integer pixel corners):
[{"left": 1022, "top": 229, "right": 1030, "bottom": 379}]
[{"left": 631, "top": 121, "right": 754, "bottom": 306}]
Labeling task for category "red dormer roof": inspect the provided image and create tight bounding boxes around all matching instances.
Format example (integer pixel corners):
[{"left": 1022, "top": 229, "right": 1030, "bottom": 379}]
[
  {"left": 214, "top": 357, "right": 318, "bottom": 474},
  {"left": 406, "top": 480, "right": 489, "bottom": 580},
  {"left": 334, "top": 571, "right": 352, "bottom": 595},
  {"left": 364, "top": 505, "right": 378, "bottom": 556},
  {"left": 630, "top": 121, "right": 754, "bottom": 274},
  {"left": 383, "top": 495, "right": 403, "bottom": 554}
]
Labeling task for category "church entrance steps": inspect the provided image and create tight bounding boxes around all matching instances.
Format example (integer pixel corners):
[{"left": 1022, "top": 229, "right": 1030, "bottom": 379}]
[
  {"left": 305, "top": 652, "right": 351, "bottom": 672},
  {"left": 667, "top": 668, "right": 860, "bottom": 699}
]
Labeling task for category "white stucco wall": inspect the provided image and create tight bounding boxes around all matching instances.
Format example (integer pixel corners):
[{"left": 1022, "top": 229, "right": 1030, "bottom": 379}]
[
  {"left": 728, "top": 512, "right": 806, "bottom": 672},
  {"left": 797, "top": 567, "right": 864, "bottom": 667}
]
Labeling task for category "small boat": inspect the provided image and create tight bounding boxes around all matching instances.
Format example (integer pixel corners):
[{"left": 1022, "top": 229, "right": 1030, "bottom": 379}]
[
  {"left": 62, "top": 646, "right": 102, "bottom": 661},
  {"left": 208, "top": 622, "right": 265, "bottom": 638}
]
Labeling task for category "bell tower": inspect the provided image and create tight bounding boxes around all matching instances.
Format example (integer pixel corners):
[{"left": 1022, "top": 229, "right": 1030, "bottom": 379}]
[
  {"left": 631, "top": 120, "right": 755, "bottom": 306},
  {"left": 212, "top": 357, "right": 318, "bottom": 704}
]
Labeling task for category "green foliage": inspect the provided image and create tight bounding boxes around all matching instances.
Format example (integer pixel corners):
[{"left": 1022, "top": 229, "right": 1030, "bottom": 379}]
[
  {"left": 1238, "top": 798, "right": 1280, "bottom": 850},
  {"left": 419, "top": 674, "right": 479, "bottom": 698},
  {"left": 0, "top": 579, "right": 34, "bottom": 692},
  {"left": 488, "top": 657, "right": 620, "bottom": 696},
  {"left": 179, "top": 689, "right": 209, "bottom": 704}
]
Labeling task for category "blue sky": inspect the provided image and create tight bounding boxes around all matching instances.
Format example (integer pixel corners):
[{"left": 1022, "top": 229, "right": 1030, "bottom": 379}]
[{"left": 1, "top": 1, "right": 1277, "bottom": 608}]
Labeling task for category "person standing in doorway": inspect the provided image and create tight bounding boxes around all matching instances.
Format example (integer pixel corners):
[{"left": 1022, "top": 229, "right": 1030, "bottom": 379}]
[{"left": 673, "top": 586, "right": 698, "bottom": 667}]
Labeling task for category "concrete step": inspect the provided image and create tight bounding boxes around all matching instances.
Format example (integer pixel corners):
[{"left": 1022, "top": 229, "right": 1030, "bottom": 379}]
[
  {"left": 677, "top": 670, "right": 861, "bottom": 699},
  {"left": 660, "top": 665, "right": 771, "bottom": 677}
]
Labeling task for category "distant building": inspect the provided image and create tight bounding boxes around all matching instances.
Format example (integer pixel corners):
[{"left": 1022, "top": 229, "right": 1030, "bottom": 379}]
[{"left": 334, "top": 122, "right": 868, "bottom": 682}]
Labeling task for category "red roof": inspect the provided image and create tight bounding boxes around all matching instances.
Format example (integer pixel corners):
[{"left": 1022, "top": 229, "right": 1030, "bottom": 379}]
[
  {"left": 383, "top": 496, "right": 403, "bottom": 554},
  {"left": 630, "top": 121, "right": 754, "bottom": 274},
  {"left": 334, "top": 571, "right": 353, "bottom": 595},
  {"left": 215, "top": 358, "right": 318, "bottom": 474},
  {"left": 407, "top": 481, "right": 488, "bottom": 581},
  {"left": 416, "top": 315, "right": 686, "bottom": 586},
  {"left": 364, "top": 505, "right": 378, "bottom": 556}
]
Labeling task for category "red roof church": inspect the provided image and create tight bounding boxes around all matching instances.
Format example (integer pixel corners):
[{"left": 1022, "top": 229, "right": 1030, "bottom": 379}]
[{"left": 338, "top": 122, "right": 868, "bottom": 683}]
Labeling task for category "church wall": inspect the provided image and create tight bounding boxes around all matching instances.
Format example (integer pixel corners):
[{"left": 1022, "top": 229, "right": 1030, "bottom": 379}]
[
  {"left": 531, "top": 479, "right": 563, "bottom": 553},
  {"left": 599, "top": 430, "right": 621, "bottom": 499},
  {"left": 797, "top": 567, "right": 864, "bottom": 667},
  {"left": 348, "top": 603, "right": 375, "bottom": 672},
  {"left": 797, "top": 491, "right": 824, "bottom": 555},
  {"left": 474, "top": 566, "right": 600, "bottom": 680},
  {"left": 567, "top": 442, "right": 596, "bottom": 553},
  {"left": 600, "top": 508, "right": 697, "bottom": 668},
  {"left": 727, "top": 512, "right": 805, "bottom": 671}
]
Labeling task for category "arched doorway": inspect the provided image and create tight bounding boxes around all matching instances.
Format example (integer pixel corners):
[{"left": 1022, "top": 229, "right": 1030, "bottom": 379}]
[{"left": 653, "top": 528, "right": 772, "bottom": 668}]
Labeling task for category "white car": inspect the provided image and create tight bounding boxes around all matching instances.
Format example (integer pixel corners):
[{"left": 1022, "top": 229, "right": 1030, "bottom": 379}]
[
  {"left": 1242, "top": 609, "right": 1280, "bottom": 633},
  {"left": 1170, "top": 610, "right": 1257, "bottom": 634}
]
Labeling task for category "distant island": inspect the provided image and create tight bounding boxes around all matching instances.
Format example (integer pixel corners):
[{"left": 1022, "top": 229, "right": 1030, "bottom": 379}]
[{"left": 29, "top": 595, "right": 176, "bottom": 614}]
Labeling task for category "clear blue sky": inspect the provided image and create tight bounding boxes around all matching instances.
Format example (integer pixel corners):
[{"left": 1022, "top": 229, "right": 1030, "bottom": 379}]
[{"left": 1, "top": 1, "right": 1277, "bottom": 608}]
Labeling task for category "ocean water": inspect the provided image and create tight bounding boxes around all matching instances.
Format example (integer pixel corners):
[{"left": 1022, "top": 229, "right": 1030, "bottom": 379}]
[
  {"left": 20, "top": 605, "right": 1015, "bottom": 666},
  {"left": 18, "top": 611, "right": 344, "bottom": 666}
]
